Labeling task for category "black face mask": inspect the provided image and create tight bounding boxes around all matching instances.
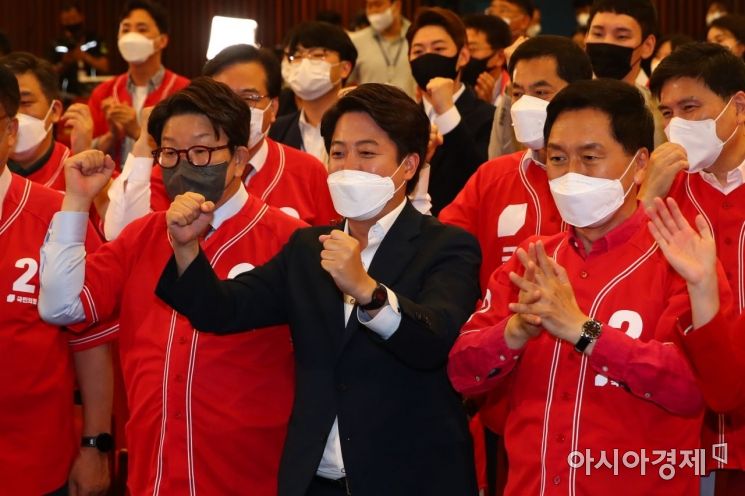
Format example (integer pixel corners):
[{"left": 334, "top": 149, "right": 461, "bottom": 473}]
[
  {"left": 586, "top": 42, "right": 638, "bottom": 80},
  {"left": 161, "top": 159, "right": 229, "bottom": 203},
  {"left": 460, "top": 54, "right": 496, "bottom": 87},
  {"left": 409, "top": 53, "right": 459, "bottom": 90},
  {"left": 64, "top": 23, "right": 84, "bottom": 37}
]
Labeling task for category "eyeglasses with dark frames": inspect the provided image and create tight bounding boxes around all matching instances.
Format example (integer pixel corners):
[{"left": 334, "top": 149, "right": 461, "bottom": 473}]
[{"left": 152, "top": 144, "right": 232, "bottom": 168}]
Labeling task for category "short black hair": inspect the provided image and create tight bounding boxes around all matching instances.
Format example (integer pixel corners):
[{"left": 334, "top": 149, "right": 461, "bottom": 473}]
[
  {"left": 503, "top": 0, "right": 535, "bottom": 18},
  {"left": 0, "top": 52, "right": 59, "bottom": 103},
  {"left": 545, "top": 78, "right": 653, "bottom": 155},
  {"left": 286, "top": 21, "right": 357, "bottom": 69},
  {"left": 589, "top": 0, "right": 658, "bottom": 40},
  {"left": 321, "top": 83, "right": 430, "bottom": 194},
  {"left": 202, "top": 45, "right": 282, "bottom": 99},
  {"left": 463, "top": 14, "right": 512, "bottom": 51},
  {"left": 509, "top": 35, "right": 594, "bottom": 83},
  {"left": 148, "top": 77, "right": 250, "bottom": 149},
  {"left": 653, "top": 33, "right": 694, "bottom": 58},
  {"left": 650, "top": 42, "right": 745, "bottom": 101},
  {"left": 0, "top": 65, "right": 20, "bottom": 117},
  {"left": 408, "top": 7, "right": 467, "bottom": 52},
  {"left": 120, "top": 0, "right": 169, "bottom": 34},
  {"left": 709, "top": 14, "right": 745, "bottom": 46}
]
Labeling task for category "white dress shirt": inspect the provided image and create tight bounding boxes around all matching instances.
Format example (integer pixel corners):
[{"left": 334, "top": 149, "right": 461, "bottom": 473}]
[
  {"left": 104, "top": 153, "right": 154, "bottom": 240},
  {"left": 245, "top": 138, "right": 269, "bottom": 184},
  {"left": 39, "top": 184, "right": 251, "bottom": 326},
  {"left": 700, "top": 158, "right": 745, "bottom": 195},
  {"left": 298, "top": 110, "right": 328, "bottom": 166},
  {"left": 316, "top": 199, "right": 406, "bottom": 479},
  {"left": 422, "top": 83, "right": 466, "bottom": 136}
]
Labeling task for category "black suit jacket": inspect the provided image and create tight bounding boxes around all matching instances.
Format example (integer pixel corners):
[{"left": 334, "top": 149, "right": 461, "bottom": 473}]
[
  {"left": 428, "top": 87, "right": 495, "bottom": 216},
  {"left": 157, "top": 202, "right": 481, "bottom": 496},
  {"left": 269, "top": 110, "right": 304, "bottom": 151}
]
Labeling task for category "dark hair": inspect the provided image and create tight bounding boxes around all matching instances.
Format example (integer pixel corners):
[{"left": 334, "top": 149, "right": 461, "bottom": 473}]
[
  {"left": 286, "top": 21, "right": 358, "bottom": 69},
  {"left": 504, "top": 0, "right": 535, "bottom": 18},
  {"left": 509, "top": 35, "right": 593, "bottom": 83},
  {"left": 202, "top": 44, "right": 282, "bottom": 99},
  {"left": 120, "top": 0, "right": 169, "bottom": 34},
  {"left": 321, "top": 83, "right": 430, "bottom": 194},
  {"left": 0, "top": 52, "right": 59, "bottom": 103},
  {"left": 462, "top": 14, "right": 512, "bottom": 51},
  {"left": 589, "top": 0, "right": 658, "bottom": 40},
  {"left": 709, "top": 14, "right": 745, "bottom": 46},
  {"left": 407, "top": 7, "right": 467, "bottom": 52},
  {"left": 545, "top": 78, "right": 653, "bottom": 155},
  {"left": 653, "top": 33, "right": 694, "bottom": 58},
  {"left": 0, "top": 65, "right": 20, "bottom": 117},
  {"left": 148, "top": 77, "right": 250, "bottom": 149},
  {"left": 650, "top": 42, "right": 745, "bottom": 100}
]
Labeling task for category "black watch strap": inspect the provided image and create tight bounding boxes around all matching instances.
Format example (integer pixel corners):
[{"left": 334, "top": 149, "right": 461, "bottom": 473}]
[
  {"left": 81, "top": 433, "right": 114, "bottom": 453},
  {"left": 360, "top": 283, "right": 388, "bottom": 311},
  {"left": 574, "top": 319, "right": 602, "bottom": 353}
]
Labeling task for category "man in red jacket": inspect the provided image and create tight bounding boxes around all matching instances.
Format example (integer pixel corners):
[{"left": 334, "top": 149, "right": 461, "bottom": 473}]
[
  {"left": 40, "top": 78, "right": 302, "bottom": 495},
  {"left": 88, "top": 0, "right": 188, "bottom": 165},
  {"left": 449, "top": 79, "right": 706, "bottom": 495},
  {"left": 641, "top": 41, "right": 745, "bottom": 495}
]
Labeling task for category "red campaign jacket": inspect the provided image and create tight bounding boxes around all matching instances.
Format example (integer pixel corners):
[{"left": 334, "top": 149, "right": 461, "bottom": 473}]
[
  {"left": 88, "top": 69, "right": 190, "bottom": 161},
  {"left": 0, "top": 173, "right": 115, "bottom": 495},
  {"left": 667, "top": 171, "right": 745, "bottom": 471},
  {"left": 74, "top": 194, "right": 305, "bottom": 495},
  {"left": 448, "top": 207, "right": 705, "bottom": 496},
  {"left": 439, "top": 150, "right": 563, "bottom": 294}
]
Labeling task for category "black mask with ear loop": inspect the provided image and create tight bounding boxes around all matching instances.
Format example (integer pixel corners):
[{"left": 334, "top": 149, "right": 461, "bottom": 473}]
[
  {"left": 460, "top": 53, "right": 498, "bottom": 87},
  {"left": 409, "top": 53, "right": 460, "bottom": 90},
  {"left": 162, "top": 159, "right": 230, "bottom": 203},
  {"left": 586, "top": 42, "right": 642, "bottom": 80}
]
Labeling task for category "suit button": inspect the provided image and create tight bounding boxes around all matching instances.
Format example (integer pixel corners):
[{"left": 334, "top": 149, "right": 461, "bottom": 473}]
[
  {"left": 580, "top": 271, "right": 588, "bottom": 279},
  {"left": 179, "top": 336, "right": 187, "bottom": 345},
  {"left": 553, "top": 475, "right": 561, "bottom": 485}
]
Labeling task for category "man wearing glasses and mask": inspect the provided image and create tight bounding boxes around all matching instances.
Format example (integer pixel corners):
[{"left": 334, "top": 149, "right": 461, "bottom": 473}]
[{"left": 39, "top": 77, "right": 306, "bottom": 495}]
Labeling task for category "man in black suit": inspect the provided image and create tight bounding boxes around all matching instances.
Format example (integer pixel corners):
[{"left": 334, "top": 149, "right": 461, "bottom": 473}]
[
  {"left": 156, "top": 83, "right": 481, "bottom": 496},
  {"left": 269, "top": 22, "right": 357, "bottom": 165},
  {"left": 407, "top": 7, "right": 496, "bottom": 215}
]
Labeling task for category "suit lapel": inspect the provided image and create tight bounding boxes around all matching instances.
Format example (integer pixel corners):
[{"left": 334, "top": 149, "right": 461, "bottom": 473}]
[{"left": 338, "top": 203, "right": 423, "bottom": 354}]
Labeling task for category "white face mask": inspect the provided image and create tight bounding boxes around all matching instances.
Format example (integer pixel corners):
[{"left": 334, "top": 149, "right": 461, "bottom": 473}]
[
  {"left": 14, "top": 103, "right": 55, "bottom": 155},
  {"left": 118, "top": 32, "right": 155, "bottom": 63},
  {"left": 327, "top": 160, "right": 406, "bottom": 221},
  {"left": 287, "top": 59, "right": 337, "bottom": 101},
  {"left": 368, "top": 7, "right": 394, "bottom": 33},
  {"left": 248, "top": 105, "right": 268, "bottom": 148},
  {"left": 664, "top": 97, "right": 738, "bottom": 173},
  {"left": 549, "top": 151, "right": 638, "bottom": 228},
  {"left": 510, "top": 95, "right": 549, "bottom": 150}
]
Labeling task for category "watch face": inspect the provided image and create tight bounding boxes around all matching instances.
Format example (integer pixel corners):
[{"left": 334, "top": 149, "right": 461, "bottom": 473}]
[
  {"left": 96, "top": 433, "right": 114, "bottom": 452},
  {"left": 583, "top": 319, "right": 602, "bottom": 338}
]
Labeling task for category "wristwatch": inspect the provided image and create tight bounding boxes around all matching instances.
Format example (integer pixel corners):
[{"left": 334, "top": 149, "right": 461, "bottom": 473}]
[
  {"left": 574, "top": 319, "right": 602, "bottom": 353},
  {"left": 359, "top": 283, "right": 388, "bottom": 311},
  {"left": 81, "top": 433, "right": 114, "bottom": 453}
]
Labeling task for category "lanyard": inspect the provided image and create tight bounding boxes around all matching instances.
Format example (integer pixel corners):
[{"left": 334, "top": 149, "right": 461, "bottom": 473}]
[{"left": 374, "top": 34, "right": 405, "bottom": 80}]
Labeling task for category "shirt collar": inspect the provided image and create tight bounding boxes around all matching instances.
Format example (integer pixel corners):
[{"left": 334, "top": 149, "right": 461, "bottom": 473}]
[
  {"left": 422, "top": 83, "right": 466, "bottom": 117},
  {"left": 298, "top": 110, "right": 318, "bottom": 130},
  {"left": 0, "top": 165, "right": 12, "bottom": 220},
  {"left": 699, "top": 158, "right": 745, "bottom": 195},
  {"left": 635, "top": 70, "right": 649, "bottom": 88},
  {"left": 249, "top": 139, "right": 269, "bottom": 173},
  {"left": 7, "top": 140, "right": 55, "bottom": 177},
  {"left": 519, "top": 149, "right": 545, "bottom": 172},
  {"left": 344, "top": 198, "right": 407, "bottom": 246},
  {"left": 567, "top": 204, "right": 646, "bottom": 258},
  {"left": 210, "top": 182, "right": 249, "bottom": 233},
  {"left": 126, "top": 66, "right": 165, "bottom": 92}
]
